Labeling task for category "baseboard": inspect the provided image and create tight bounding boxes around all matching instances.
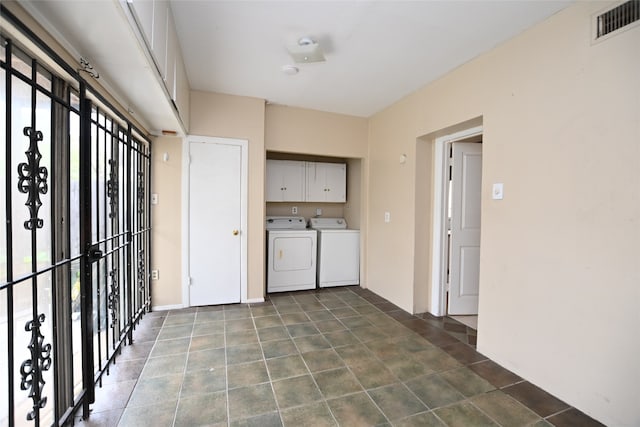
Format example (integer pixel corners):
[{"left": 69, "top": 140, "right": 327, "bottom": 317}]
[
  {"left": 151, "top": 304, "right": 184, "bottom": 311},
  {"left": 243, "top": 297, "right": 265, "bottom": 304}
]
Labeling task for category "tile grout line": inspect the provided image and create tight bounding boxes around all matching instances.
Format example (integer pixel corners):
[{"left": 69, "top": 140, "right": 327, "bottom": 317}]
[{"left": 169, "top": 313, "right": 195, "bottom": 427}]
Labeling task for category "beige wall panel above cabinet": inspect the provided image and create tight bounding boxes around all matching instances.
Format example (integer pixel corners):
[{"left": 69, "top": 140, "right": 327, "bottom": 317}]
[{"left": 266, "top": 160, "right": 306, "bottom": 202}]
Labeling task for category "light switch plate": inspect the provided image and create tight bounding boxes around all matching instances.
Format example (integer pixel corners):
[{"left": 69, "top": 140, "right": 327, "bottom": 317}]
[
  {"left": 151, "top": 193, "right": 159, "bottom": 205},
  {"left": 492, "top": 183, "right": 504, "bottom": 200},
  {"left": 384, "top": 212, "right": 391, "bottom": 223}
]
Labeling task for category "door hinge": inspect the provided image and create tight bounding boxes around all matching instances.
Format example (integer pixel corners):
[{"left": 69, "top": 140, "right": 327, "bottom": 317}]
[{"left": 188, "top": 276, "right": 193, "bottom": 286}]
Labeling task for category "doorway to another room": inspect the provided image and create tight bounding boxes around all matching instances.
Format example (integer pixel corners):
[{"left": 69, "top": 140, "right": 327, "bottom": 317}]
[{"left": 431, "top": 126, "right": 483, "bottom": 331}]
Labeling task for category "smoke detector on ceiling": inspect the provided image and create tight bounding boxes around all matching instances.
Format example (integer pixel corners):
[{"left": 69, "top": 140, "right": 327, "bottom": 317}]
[{"left": 287, "top": 37, "right": 325, "bottom": 63}]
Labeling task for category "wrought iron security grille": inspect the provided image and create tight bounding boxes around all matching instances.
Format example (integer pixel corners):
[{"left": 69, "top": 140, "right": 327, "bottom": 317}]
[{"left": 1, "top": 6, "right": 152, "bottom": 426}]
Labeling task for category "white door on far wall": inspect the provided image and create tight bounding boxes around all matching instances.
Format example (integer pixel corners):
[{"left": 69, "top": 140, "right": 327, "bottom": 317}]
[
  {"left": 188, "top": 140, "right": 244, "bottom": 306},
  {"left": 448, "top": 142, "right": 482, "bottom": 315}
]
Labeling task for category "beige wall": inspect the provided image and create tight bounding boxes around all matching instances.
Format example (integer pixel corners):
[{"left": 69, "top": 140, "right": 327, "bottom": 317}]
[
  {"left": 150, "top": 136, "right": 183, "bottom": 307},
  {"left": 265, "top": 104, "right": 368, "bottom": 157},
  {"left": 189, "top": 91, "right": 267, "bottom": 301},
  {"left": 367, "top": 2, "right": 639, "bottom": 426}
]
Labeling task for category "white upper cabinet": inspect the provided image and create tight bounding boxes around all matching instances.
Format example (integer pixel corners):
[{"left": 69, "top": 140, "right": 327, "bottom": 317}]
[
  {"left": 266, "top": 160, "right": 306, "bottom": 202},
  {"left": 165, "top": 8, "right": 177, "bottom": 91},
  {"left": 151, "top": 0, "right": 168, "bottom": 80},
  {"left": 129, "top": 0, "right": 154, "bottom": 47},
  {"left": 306, "top": 162, "right": 347, "bottom": 202}
]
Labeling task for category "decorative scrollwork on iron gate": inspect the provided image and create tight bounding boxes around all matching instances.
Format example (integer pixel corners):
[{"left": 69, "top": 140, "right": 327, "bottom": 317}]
[
  {"left": 136, "top": 170, "right": 145, "bottom": 216},
  {"left": 107, "top": 268, "right": 119, "bottom": 328},
  {"left": 137, "top": 249, "right": 146, "bottom": 296},
  {"left": 107, "top": 158, "right": 118, "bottom": 219},
  {"left": 17, "top": 127, "right": 49, "bottom": 230},
  {"left": 20, "top": 313, "right": 52, "bottom": 421}
]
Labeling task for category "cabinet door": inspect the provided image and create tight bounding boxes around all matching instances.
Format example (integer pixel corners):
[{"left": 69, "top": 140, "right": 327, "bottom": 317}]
[
  {"left": 324, "top": 163, "right": 347, "bottom": 202},
  {"left": 266, "top": 160, "right": 305, "bottom": 201},
  {"left": 305, "top": 162, "right": 326, "bottom": 202},
  {"left": 152, "top": 0, "right": 168, "bottom": 79},
  {"left": 306, "top": 162, "right": 347, "bottom": 202},
  {"left": 129, "top": 0, "right": 154, "bottom": 47}
]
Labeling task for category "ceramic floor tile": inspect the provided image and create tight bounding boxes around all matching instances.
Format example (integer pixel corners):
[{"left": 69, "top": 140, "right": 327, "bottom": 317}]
[
  {"left": 404, "top": 374, "right": 466, "bottom": 409},
  {"left": 228, "top": 360, "right": 270, "bottom": 389},
  {"left": 174, "top": 391, "right": 227, "bottom": 426},
  {"left": 502, "top": 381, "right": 570, "bottom": 417},
  {"left": 74, "top": 408, "right": 122, "bottom": 427},
  {"left": 546, "top": 408, "right": 606, "bottom": 427},
  {"left": 189, "top": 333, "right": 225, "bottom": 352},
  {"left": 226, "top": 329, "right": 259, "bottom": 346},
  {"left": 91, "top": 380, "right": 136, "bottom": 413},
  {"left": 384, "top": 356, "right": 433, "bottom": 382},
  {"left": 280, "top": 312, "right": 311, "bottom": 325},
  {"left": 118, "top": 401, "right": 177, "bottom": 427},
  {"left": 157, "top": 324, "right": 193, "bottom": 340},
  {"left": 258, "top": 326, "right": 290, "bottom": 342},
  {"left": 367, "top": 383, "right": 427, "bottom": 421},
  {"left": 181, "top": 367, "right": 226, "bottom": 396},
  {"left": 314, "top": 367, "right": 363, "bottom": 399},
  {"left": 393, "top": 411, "right": 446, "bottom": 427},
  {"left": 186, "top": 348, "right": 226, "bottom": 372},
  {"left": 314, "top": 319, "right": 347, "bottom": 333},
  {"left": 86, "top": 287, "right": 601, "bottom": 427},
  {"left": 228, "top": 383, "right": 278, "bottom": 421},
  {"left": 140, "top": 353, "right": 187, "bottom": 379},
  {"left": 226, "top": 318, "right": 256, "bottom": 332},
  {"left": 306, "top": 310, "right": 336, "bottom": 322},
  {"left": 471, "top": 390, "right": 541, "bottom": 427},
  {"left": 287, "top": 323, "right": 320, "bottom": 337},
  {"left": 127, "top": 374, "right": 183, "bottom": 408},
  {"left": 468, "top": 359, "right": 522, "bottom": 389},
  {"left": 280, "top": 402, "right": 337, "bottom": 427},
  {"left": 294, "top": 334, "right": 332, "bottom": 352},
  {"left": 227, "top": 342, "right": 263, "bottom": 365},
  {"left": 272, "top": 374, "right": 323, "bottom": 409},
  {"left": 254, "top": 315, "right": 284, "bottom": 329},
  {"left": 434, "top": 401, "right": 498, "bottom": 427},
  {"left": 266, "top": 354, "right": 309, "bottom": 380},
  {"left": 192, "top": 320, "right": 224, "bottom": 336},
  {"left": 230, "top": 412, "right": 283, "bottom": 427},
  {"left": 349, "top": 359, "right": 397, "bottom": 389},
  {"left": 439, "top": 367, "right": 495, "bottom": 397},
  {"left": 323, "top": 330, "right": 361, "bottom": 348},
  {"left": 261, "top": 338, "right": 299, "bottom": 359},
  {"left": 250, "top": 305, "right": 279, "bottom": 317},
  {"left": 326, "top": 392, "right": 388, "bottom": 426},
  {"left": 301, "top": 349, "right": 345, "bottom": 372}
]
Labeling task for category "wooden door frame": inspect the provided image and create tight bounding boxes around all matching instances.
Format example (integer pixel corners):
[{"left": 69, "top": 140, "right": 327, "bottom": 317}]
[
  {"left": 181, "top": 135, "right": 248, "bottom": 307},
  {"left": 430, "top": 126, "right": 483, "bottom": 316}
]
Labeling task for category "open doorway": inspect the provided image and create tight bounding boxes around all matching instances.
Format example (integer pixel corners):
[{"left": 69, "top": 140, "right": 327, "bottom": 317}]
[{"left": 430, "top": 126, "right": 483, "bottom": 330}]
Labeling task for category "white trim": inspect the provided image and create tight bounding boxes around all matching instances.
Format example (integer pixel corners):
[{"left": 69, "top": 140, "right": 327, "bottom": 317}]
[
  {"left": 245, "top": 298, "right": 266, "bottom": 304},
  {"left": 151, "top": 304, "right": 185, "bottom": 311},
  {"left": 182, "top": 135, "right": 249, "bottom": 307},
  {"left": 430, "top": 126, "right": 483, "bottom": 316}
]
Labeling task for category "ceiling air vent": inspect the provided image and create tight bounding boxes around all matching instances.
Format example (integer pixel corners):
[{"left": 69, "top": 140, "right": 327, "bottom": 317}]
[{"left": 594, "top": 0, "right": 640, "bottom": 40}]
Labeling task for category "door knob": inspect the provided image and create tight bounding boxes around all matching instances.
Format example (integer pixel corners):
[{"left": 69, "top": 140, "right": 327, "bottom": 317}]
[{"left": 232, "top": 229, "right": 239, "bottom": 236}]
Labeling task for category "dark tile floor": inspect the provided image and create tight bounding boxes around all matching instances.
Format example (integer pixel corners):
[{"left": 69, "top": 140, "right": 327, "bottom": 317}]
[{"left": 76, "top": 286, "right": 604, "bottom": 427}]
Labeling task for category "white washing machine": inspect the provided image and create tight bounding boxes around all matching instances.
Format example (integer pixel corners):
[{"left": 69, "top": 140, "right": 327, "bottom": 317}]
[
  {"left": 266, "top": 216, "right": 317, "bottom": 293},
  {"left": 309, "top": 218, "right": 360, "bottom": 287}
]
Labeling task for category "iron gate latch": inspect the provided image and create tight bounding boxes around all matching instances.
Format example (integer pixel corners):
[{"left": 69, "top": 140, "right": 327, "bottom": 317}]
[{"left": 88, "top": 245, "right": 103, "bottom": 262}]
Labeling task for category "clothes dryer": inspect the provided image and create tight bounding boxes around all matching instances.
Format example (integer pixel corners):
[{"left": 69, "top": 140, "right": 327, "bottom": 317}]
[{"left": 266, "top": 216, "right": 317, "bottom": 293}]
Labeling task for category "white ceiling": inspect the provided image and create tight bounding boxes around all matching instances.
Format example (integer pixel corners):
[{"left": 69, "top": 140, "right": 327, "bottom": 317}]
[
  {"left": 19, "top": 0, "right": 573, "bottom": 133},
  {"left": 171, "top": 0, "right": 573, "bottom": 117}
]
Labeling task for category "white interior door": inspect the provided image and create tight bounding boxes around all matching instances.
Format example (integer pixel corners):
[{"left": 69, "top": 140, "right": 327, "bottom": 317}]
[
  {"left": 188, "top": 141, "right": 242, "bottom": 305},
  {"left": 448, "top": 142, "right": 482, "bottom": 315}
]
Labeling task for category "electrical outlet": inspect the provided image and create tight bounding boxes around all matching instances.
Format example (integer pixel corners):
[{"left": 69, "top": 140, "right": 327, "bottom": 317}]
[
  {"left": 316, "top": 208, "right": 322, "bottom": 216},
  {"left": 151, "top": 270, "right": 159, "bottom": 280},
  {"left": 151, "top": 193, "right": 159, "bottom": 205},
  {"left": 292, "top": 206, "right": 298, "bottom": 214}
]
